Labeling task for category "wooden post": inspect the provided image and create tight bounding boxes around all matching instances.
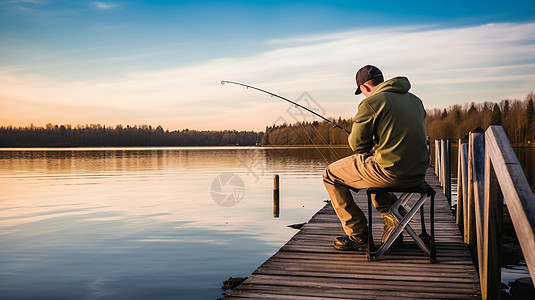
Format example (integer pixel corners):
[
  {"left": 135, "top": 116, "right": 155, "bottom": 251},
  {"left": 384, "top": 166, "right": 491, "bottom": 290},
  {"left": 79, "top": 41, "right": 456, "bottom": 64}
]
[
  {"left": 461, "top": 143, "right": 469, "bottom": 233},
  {"left": 472, "top": 132, "right": 486, "bottom": 280},
  {"left": 486, "top": 126, "right": 535, "bottom": 286},
  {"left": 434, "top": 140, "right": 439, "bottom": 177},
  {"left": 441, "top": 139, "right": 445, "bottom": 190},
  {"left": 482, "top": 150, "right": 503, "bottom": 300},
  {"left": 466, "top": 127, "right": 484, "bottom": 245},
  {"left": 273, "top": 174, "right": 280, "bottom": 218},
  {"left": 456, "top": 139, "right": 464, "bottom": 225},
  {"left": 435, "top": 139, "right": 441, "bottom": 178},
  {"left": 440, "top": 139, "right": 445, "bottom": 186},
  {"left": 443, "top": 139, "right": 452, "bottom": 207}
]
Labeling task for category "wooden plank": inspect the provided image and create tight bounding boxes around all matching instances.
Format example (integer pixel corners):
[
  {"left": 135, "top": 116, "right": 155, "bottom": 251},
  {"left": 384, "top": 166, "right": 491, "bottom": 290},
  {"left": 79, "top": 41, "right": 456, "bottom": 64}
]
[
  {"left": 229, "top": 284, "right": 479, "bottom": 299},
  {"left": 223, "top": 168, "right": 481, "bottom": 299},
  {"left": 245, "top": 274, "right": 481, "bottom": 292},
  {"left": 485, "top": 126, "right": 535, "bottom": 285}
]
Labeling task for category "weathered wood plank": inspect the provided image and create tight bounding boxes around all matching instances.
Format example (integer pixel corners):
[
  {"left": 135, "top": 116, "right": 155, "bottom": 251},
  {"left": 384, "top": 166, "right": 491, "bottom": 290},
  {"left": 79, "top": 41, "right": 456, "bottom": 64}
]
[
  {"left": 229, "top": 284, "right": 479, "bottom": 299},
  {"left": 245, "top": 274, "right": 481, "bottom": 292}
]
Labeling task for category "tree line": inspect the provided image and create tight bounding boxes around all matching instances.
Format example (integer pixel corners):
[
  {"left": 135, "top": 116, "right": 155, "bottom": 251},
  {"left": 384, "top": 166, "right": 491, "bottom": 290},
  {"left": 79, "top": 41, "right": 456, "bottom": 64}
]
[
  {"left": 0, "top": 124, "right": 262, "bottom": 147},
  {"left": 426, "top": 92, "right": 534, "bottom": 145},
  {"left": 261, "top": 118, "right": 352, "bottom": 146},
  {"left": 261, "top": 92, "right": 535, "bottom": 146}
]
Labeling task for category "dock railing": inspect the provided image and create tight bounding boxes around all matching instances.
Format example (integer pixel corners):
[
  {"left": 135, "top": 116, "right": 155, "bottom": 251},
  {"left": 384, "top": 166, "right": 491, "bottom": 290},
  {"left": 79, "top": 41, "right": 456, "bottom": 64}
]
[{"left": 435, "top": 125, "right": 535, "bottom": 300}]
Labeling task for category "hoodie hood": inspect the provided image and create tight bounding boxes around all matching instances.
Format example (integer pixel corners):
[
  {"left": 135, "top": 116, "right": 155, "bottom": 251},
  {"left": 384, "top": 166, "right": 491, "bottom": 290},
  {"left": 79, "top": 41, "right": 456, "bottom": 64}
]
[{"left": 371, "top": 76, "right": 411, "bottom": 96}]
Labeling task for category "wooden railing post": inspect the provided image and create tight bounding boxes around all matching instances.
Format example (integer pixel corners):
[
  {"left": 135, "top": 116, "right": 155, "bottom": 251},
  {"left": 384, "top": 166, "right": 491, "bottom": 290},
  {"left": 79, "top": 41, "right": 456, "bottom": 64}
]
[
  {"left": 457, "top": 138, "right": 468, "bottom": 226},
  {"left": 440, "top": 139, "right": 444, "bottom": 186},
  {"left": 482, "top": 150, "right": 503, "bottom": 300},
  {"left": 461, "top": 143, "right": 469, "bottom": 234},
  {"left": 466, "top": 127, "right": 484, "bottom": 245},
  {"left": 442, "top": 139, "right": 452, "bottom": 207},
  {"left": 472, "top": 132, "right": 486, "bottom": 283},
  {"left": 485, "top": 125, "right": 535, "bottom": 286},
  {"left": 435, "top": 140, "right": 442, "bottom": 180},
  {"left": 456, "top": 138, "right": 463, "bottom": 225}
]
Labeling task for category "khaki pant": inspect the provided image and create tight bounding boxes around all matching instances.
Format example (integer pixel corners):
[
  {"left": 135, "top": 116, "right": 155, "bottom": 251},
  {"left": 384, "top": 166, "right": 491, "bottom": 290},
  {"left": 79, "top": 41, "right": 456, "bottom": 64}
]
[{"left": 323, "top": 153, "right": 424, "bottom": 237}]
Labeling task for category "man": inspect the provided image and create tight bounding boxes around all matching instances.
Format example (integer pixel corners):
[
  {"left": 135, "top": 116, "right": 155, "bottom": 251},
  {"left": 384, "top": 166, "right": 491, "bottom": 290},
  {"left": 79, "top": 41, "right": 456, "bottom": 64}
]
[{"left": 323, "top": 65, "right": 429, "bottom": 251}]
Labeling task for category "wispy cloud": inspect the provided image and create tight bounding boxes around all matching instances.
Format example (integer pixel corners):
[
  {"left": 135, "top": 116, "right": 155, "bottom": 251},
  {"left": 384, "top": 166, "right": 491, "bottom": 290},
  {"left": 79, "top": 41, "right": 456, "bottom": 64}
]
[
  {"left": 1, "top": 22, "right": 535, "bottom": 130},
  {"left": 92, "top": 1, "right": 119, "bottom": 10}
]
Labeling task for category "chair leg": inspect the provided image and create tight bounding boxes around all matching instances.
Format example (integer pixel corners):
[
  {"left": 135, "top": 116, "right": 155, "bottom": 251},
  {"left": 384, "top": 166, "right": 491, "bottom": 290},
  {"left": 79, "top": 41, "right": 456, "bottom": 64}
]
[
  {"left": 367, "top": 190, "right": 376, "bottom": 261},
  {"left": 419, "top": 192, "right": 431, "bottom": 248},
  {"left": 377, "top": 194, "right": 431, "bottom": 257}
]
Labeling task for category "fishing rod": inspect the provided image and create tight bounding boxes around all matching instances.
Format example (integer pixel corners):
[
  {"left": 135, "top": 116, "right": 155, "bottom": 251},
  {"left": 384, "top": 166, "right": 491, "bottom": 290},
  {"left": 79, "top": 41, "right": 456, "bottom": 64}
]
[{"left": 221, "top": 80, "right": 350, "bottom": 135}]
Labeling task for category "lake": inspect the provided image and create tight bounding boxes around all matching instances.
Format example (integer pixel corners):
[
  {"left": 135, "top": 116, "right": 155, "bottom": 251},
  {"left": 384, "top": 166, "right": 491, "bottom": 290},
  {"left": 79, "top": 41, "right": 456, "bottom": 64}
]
[
  {"left": 0, "top": 146, "right": 533, "bottom": 299},
  {"left": 0, "top": 147, "right": 353, "bottom": 300}
]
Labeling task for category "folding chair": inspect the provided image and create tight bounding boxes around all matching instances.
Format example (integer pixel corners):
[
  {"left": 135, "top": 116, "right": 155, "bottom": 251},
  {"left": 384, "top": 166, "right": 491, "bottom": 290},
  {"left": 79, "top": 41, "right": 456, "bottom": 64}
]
[{"left": 366, "top": 183, "right": 437, "bottom": 263}]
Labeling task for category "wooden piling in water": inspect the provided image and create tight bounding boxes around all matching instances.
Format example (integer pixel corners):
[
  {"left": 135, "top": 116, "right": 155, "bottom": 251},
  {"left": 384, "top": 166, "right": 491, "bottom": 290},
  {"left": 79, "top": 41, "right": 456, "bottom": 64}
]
[{"left": 273, "top": 174, "right": 279, "bottom": 218}]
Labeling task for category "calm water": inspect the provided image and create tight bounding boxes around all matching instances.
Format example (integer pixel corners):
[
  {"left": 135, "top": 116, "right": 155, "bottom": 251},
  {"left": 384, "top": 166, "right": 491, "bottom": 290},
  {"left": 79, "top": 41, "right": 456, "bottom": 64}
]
[
  {"left": 1, "top": 146, "right": 533, "bottom": 299},
  {"left": 0, "top": 147, "right": 352, "bottom": 300}
]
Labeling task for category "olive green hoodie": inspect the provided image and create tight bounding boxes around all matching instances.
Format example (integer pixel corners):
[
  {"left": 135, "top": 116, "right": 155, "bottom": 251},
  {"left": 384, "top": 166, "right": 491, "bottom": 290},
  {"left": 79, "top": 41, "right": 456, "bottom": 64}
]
[{"left": 348, "top": 76, "right": 429, "bottom": 179}]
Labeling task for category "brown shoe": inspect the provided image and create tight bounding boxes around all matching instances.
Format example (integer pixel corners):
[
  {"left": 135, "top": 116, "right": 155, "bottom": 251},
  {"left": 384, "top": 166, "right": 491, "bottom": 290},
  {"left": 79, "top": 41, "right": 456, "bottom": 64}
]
[{"left": 334, "top": 235, "right": 368, "bottom": 251}]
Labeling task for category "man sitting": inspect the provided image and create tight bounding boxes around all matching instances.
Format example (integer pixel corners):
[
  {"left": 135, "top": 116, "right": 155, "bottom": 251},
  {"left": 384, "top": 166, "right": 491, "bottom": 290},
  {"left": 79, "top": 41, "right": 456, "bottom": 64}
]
[{"left": 323, "top": 65, "right": 429, "bottom": 251}]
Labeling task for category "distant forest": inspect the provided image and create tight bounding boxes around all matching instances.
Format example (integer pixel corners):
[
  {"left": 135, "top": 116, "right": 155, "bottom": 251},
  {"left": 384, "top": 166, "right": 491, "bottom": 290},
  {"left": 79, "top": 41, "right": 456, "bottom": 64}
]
[
  {"left": 1, "top": 92, "right": 533, "bottom": 148},
  {"left": 0, "top": 124, "right": 262, "bottom": 147},
  {"left": 262, "top": 92, "right": 535, "bottom": 146},
  {"left": 261, "top": 118, "right": 352, "bottom": 146},
  {"left": 426, "top": 92, "right": 534, "bottom": 145}
]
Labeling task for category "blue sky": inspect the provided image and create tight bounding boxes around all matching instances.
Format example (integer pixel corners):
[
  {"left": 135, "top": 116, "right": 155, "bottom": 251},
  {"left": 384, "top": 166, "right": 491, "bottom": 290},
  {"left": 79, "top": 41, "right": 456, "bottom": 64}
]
[{"left": 1, "top": 0, "right": 535, "bottom": 130}]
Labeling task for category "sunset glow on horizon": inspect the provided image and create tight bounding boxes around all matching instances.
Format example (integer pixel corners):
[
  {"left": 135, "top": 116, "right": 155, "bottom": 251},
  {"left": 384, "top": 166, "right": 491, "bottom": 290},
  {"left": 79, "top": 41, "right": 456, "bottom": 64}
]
[{"left": 1, "top": 1, "right": 535, "bottom": 131}]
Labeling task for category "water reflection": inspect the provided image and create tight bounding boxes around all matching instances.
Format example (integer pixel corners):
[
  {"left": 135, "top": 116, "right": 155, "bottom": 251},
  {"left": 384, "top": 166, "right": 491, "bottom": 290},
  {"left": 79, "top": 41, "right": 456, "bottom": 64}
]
[
  {"left": 0, "top": 147, "right": 345, "bottom": 299},
  {"left": 2, "top": 146, "right": 532, "bottom": 299}
]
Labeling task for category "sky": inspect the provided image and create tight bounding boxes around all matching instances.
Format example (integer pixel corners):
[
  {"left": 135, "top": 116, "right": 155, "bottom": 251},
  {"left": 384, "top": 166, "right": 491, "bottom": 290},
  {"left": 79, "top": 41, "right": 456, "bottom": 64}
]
[{"left": 1, "top": 0, "right": 535, "bottom": 131}]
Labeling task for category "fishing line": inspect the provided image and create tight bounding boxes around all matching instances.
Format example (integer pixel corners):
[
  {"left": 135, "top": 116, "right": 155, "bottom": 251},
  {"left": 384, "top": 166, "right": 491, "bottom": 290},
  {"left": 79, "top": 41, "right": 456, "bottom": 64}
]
[
  {"left": 221, "top": 81, "right": 350, "bottom": 135},
  {"left": 297, "top": 121, "right": 330, "bottom": 163},
  {"left": 306, "top": 123, "right": 343, "bottom": 160},
  {"left": 221, "top": 80, "right": 349, "bottom": 162}
]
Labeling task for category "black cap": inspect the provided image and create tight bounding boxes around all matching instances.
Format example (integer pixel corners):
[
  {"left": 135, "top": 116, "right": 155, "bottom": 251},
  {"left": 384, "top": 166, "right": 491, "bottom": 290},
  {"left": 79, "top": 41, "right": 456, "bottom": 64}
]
[{"left": 355, "top": 65, "right": 383, "bottom": 95}]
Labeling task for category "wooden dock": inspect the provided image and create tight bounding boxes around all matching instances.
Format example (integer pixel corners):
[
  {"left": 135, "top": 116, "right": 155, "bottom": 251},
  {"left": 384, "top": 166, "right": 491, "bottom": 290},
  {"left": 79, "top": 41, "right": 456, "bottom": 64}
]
[{"left": 223, "top": 168, "right": 481, "bottom": 299}]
